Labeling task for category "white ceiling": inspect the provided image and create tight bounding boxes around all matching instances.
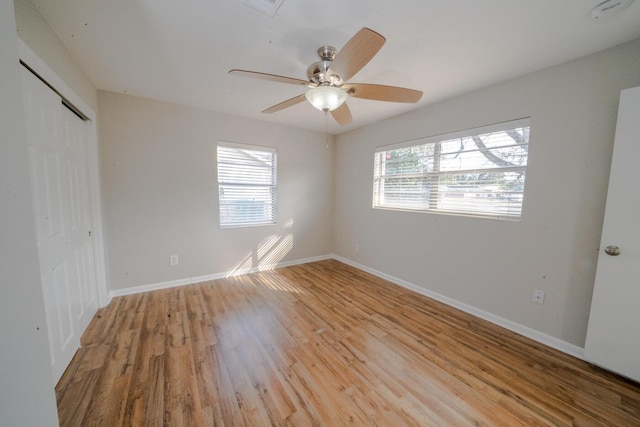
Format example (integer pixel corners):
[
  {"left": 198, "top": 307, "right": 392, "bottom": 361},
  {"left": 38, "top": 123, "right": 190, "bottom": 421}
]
[{"left": 30, "top": 0, "right": 640, "bottom": 134}]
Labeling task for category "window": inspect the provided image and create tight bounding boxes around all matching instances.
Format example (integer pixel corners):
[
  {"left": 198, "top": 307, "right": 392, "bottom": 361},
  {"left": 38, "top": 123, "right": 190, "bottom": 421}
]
[
  {"left": 217, "top": 141, "right": 276, "bottom": 228},
  {"left": 373, "top": 118, "right": 530, "bottom": 219}
]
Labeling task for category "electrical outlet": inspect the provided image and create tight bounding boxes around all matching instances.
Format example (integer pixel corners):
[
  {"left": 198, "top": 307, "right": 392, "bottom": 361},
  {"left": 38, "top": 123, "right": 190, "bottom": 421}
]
[
  {"left": 170, "top": 254, "right": 179, "bottom": 266},
  {"left": 355, "top": 243, "right": 360, "bottom": 252},
  {"left": 532, "top": 289, "right": 545, "bottom": 304}
]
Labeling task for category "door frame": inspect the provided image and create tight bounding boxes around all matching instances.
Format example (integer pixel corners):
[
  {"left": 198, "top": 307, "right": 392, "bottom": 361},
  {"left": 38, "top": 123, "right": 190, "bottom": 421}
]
[{"left": 19, "top": 39, "right": 109, "bottom": 308}]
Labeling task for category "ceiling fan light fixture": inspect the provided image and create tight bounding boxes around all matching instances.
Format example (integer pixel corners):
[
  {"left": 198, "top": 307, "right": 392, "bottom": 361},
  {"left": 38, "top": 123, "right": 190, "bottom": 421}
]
[{"left": 305, "top": 85, "right": 347, "bottom": 112}]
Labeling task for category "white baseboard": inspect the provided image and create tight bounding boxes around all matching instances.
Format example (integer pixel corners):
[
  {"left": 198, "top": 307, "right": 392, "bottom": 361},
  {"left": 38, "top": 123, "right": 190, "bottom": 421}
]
[
  {"left": 108, "top": 254, "right": 333, "bottom": 299},
  {"left": 331, "top": 254, "right": 585, "bottom": 361}
]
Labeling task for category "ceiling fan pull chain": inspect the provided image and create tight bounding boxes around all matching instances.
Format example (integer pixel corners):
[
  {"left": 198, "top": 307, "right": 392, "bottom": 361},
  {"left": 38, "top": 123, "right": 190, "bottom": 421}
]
[{"left": 324, "top": 110, "right": 329, "bottom": 150}]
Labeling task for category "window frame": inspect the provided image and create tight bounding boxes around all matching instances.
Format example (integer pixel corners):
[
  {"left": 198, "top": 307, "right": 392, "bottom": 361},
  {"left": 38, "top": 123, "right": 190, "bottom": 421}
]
[
  {"left": 372, "top": 118, "right": 530, "bottom": 220},
  {"left": 217, "top": 141, "right": 277, "bottom": 229}
]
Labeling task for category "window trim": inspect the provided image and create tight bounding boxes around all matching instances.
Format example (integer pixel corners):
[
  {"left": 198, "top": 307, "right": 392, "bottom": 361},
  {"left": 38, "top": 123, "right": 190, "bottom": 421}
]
[
  {"left": 372, "top": 118, "right": 530, "bottom": 220},
  {"left": 217, "top": 141, "right": 277, "bottom": 229}
]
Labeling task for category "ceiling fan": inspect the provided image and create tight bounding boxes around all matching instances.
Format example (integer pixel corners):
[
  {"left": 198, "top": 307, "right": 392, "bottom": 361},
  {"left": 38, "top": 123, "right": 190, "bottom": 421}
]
[{"left": 229, "top": 27, "right": 423, "bottom": 125}]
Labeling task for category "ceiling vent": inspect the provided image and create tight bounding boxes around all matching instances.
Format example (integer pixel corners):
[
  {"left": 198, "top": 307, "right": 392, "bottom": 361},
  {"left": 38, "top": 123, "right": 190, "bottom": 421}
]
[
  {"left": 590, "top": 0, "right": 635, "bottom": 20},
  {"left": 242, "top": 0, "right": 284, "bottom": 17}
]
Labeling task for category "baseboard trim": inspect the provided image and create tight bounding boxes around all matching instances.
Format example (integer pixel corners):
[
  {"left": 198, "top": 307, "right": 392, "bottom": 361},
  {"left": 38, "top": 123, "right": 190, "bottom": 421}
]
[
  {"left": 331, "top": 254, "right": 585, "bottom": 360},
  {"left": 109, "top": 254, "right": 333, "bottom": 299}
]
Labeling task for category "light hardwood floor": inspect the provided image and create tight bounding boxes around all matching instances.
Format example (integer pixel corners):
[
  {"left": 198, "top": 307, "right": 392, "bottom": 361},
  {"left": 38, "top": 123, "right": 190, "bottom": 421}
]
[{"left": 56, "top": 259, "right": 640, "bottom": 426}]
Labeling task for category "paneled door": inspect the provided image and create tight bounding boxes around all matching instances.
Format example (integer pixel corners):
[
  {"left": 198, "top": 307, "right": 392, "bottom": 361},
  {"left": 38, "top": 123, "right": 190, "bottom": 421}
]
[
  {"left": 21, "top": 66, "right": 98, "bottom": 383},
  {"left": 584, "top": 86, "right": 640, "bottom": 382}
]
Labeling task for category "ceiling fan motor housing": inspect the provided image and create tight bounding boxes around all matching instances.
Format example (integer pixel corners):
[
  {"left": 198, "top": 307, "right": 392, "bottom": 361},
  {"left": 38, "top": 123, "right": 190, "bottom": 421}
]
[{"left": 307, "top": 46, "right": 342, "bottom": 85}]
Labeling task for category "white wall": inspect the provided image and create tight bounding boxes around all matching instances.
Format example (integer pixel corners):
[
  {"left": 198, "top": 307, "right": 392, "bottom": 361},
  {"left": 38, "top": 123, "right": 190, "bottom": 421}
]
[
  {"left": 333, "top": 39, "right": 640, "bottom": 348},
  {"left": 99, "top": 91, "right": 334, "bottom": 291},
  {"left": 14, "top": 0, "right": 98, "bottom": 112},
  {"left": 0, "top": 0, "right": 59, "bottom": 425}
]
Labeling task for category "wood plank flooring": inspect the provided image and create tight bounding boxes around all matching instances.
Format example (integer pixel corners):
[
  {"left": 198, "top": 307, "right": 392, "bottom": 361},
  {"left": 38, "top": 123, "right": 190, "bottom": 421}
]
[{"left": 56, "top": 259, "right": 640, "bottom": 426}]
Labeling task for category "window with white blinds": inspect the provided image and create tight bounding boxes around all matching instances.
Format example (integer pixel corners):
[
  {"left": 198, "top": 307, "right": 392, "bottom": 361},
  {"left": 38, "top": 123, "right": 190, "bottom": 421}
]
[
  {"left": 217, "top": 141, "right": 277, "bottom": 228},
  {"left": 373, "top": 118, "right": 530, "bottom": 219}
]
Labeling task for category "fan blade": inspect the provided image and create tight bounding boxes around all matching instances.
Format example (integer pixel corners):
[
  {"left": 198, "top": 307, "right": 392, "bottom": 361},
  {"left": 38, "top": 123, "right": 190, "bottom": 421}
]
[
  {"left": 262, "top": 94, "right": 307, "bottom": 113},
  {"left": 342, "top": 83, "right": 423, "bottom": 103},
  {"left": 331, "top": 102, "right": 353, "bottom": 126},
  {"left": 229, "top": 69, "right": 309, "bottom": 86},
  {"left": 328, "top": 28, "right": 385, "bottom": 82}
]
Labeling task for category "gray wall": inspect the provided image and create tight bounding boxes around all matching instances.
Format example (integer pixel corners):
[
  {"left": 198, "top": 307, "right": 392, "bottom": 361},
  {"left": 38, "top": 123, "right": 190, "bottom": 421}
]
[
  {"left": 0, "top": 0, "right": 59, "bottom": 424},
  {"left": 333, "top": 39, "right": 640, "bottom": 347},
  {"left": 99, "top": 91, "right": 334, "bottom": 291}
]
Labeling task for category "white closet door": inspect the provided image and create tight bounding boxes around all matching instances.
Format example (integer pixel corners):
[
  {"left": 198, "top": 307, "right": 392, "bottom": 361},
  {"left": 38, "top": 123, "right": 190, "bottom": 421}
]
[
  {"left": 584, "top": 86, "right": 640, "bottom": 382},
  {"left": 21, "top": 66, "right": 98, "bottom": 383}
]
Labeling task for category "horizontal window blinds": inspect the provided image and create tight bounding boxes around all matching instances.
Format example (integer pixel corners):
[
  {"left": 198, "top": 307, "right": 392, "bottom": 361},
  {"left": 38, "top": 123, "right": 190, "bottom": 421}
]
[
  {"left": 217, "top": 142, "right": 276, "bottom": 228},
  {"left": 373, "top": 118, "right": 530, "bottom": 219}
]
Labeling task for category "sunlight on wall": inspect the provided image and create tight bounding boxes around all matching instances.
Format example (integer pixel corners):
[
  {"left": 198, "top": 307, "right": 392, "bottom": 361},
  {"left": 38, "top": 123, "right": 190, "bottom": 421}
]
[
  {"left": 224, "top": 218, "right": 295, "bottom": 278},
  {"left": 226, "top": 252, "right": 254, "bottom": 277},
  {"left": 258, "top": 234, "right": 294, "bottom": 270},
  {"left": 257, "top": 234, "right": 282, "bottom": 259},
  {"left": 282, "top": 218, "right": 294, "bottom": 228}
]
